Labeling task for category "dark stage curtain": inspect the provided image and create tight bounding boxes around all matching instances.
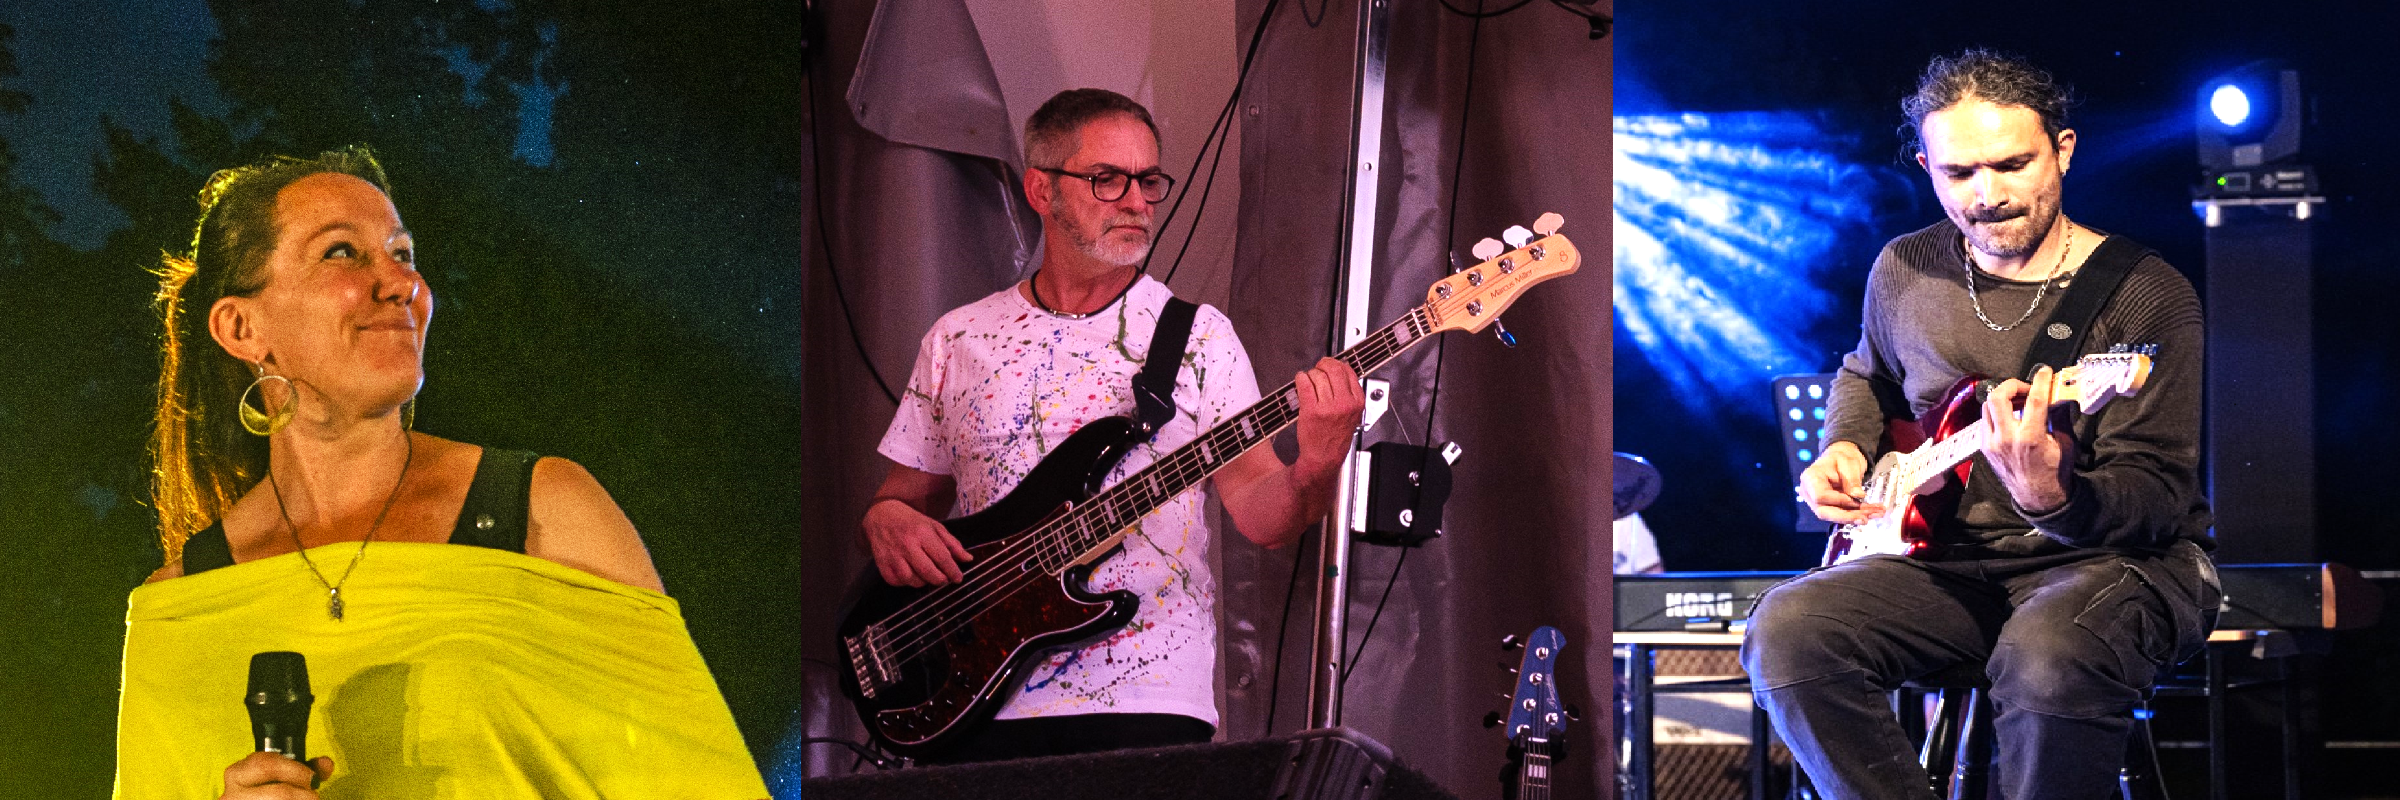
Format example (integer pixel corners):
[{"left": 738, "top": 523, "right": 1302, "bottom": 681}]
[{"left": 798, "top": 1, "right": 1612, "bottom": 797}]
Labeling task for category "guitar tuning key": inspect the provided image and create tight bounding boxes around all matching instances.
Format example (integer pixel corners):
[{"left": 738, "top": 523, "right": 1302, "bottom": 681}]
[
  {"left": 1532, "top": 212, "right": 1564, "bottom": 236},
  {"left": 1501, "top": 225, "right": 1534, "bottom": 248},
  {"left": 1500, "top": 634, "right": 1523, "bottom": 651},
  {"left": 1564, "top": 702, "right": 1584, "bottom": 721},
  {"left": 1483, "top": 710, "right": 1504, "bottom": 728},
  {"left": 1471, "top": 238, "right": 1505, "bottom": 262},
  {"left": 1492, "top": 318, "right": 1519, "bottom": 348}
]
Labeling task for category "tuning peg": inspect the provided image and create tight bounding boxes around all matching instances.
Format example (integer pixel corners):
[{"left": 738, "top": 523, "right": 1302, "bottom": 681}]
[
  {"left": 1532, "top": 212, "right": 1564, "bottom": 236},
  {"left": 1483, "top": 710, "right": 1504, "bottom": 729},
  {"left": 1502, "top": 225, "right": 1534, "bottom": 248},
  {"left": 1472, "top": 238, "right": 1504, "bottom": 262},
  {"left": 1564, "top": 703, "right": 1584, "bottom": 721},
  {"left": 1500, "top": 634, "right": 1523, "bottom": 651},
  {"left": 1492, "top": 318, "right": 1519, "bottom": 348}
]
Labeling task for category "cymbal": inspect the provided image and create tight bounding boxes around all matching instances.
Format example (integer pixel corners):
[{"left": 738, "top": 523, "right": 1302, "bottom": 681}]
[{"left": 1614, "top": 452, "right": 1661, "bottom": 520}]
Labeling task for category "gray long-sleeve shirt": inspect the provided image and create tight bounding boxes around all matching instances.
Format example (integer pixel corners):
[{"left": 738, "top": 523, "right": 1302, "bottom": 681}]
[{"left": 1827, "top": 221, "right": 2213, "bottom": 555}]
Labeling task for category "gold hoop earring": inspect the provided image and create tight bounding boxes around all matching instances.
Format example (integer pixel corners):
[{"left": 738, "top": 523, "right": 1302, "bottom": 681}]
[{"left": 240, "top": 374, "right": 296, "bottom": 436}]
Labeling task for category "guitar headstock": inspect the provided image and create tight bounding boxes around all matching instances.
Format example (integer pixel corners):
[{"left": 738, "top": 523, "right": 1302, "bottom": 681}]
[
  {"left": 1425, "top": 213, "right": 1579, "bottom": 335},
  {"left": 2059, "top": 351, "right": 2152, "bottom": 412},
  {"left": 1501, "top": 626, "right": 1568, "bottom": 747}
]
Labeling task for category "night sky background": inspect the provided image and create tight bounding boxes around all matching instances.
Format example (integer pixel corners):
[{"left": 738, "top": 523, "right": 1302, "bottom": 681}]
[
  {"left": 0, "top": 1, "right": 809, "bottom": 795},
  {"left": 1616, "top": 1, "right": 2400, "bottom": 794}
]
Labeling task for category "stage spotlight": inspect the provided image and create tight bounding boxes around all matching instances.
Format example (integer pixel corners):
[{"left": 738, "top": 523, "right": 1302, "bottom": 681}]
[
  {"left": 2194, "top": 61, "right": 2316, "bottom": 222},
  {"left": 2196, "top": 61, "right": 2300, "bottom": 170}
]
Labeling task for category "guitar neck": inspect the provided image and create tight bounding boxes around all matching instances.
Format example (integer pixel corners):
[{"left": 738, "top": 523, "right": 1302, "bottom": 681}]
[
  {"left": 1893, "top": 372, "right": 2095, "bottom": 493},
  {"left": 1897, "top": 423, "right": 1991, "bottom": 492},
  {"left": 1517, "top": 737, "right": 1551, "bottom": 800},
  {"left": 1038, "top": 305, "right": 1436, "bottom": 568}
]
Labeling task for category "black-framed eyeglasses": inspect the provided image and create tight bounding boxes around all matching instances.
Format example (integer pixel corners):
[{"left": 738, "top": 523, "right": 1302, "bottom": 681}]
[{"left": 1036, "top": 167, "right": 1175, "bottom": 203}]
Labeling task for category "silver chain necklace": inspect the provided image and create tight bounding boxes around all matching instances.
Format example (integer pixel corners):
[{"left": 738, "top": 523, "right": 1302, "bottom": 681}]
[
  {"left": 1963, "top": 220, "right": 2074, "bottom": 332},
  {"left": 267, "top": 432, "right": 413, "bottom": 621}
]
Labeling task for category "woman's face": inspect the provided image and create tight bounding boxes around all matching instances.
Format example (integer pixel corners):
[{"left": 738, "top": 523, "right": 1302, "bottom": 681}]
[{"left": 238, "top": 172, "right": 432, "bottom": 421}]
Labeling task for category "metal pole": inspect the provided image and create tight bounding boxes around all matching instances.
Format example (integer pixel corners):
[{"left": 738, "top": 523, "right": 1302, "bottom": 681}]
[{"left": 1306, "top": 0, "right": 1392, "bottom": 730}]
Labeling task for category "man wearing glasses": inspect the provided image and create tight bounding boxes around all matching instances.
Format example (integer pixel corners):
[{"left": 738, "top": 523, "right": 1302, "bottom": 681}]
[{"left": 862, "top": 88, "right": 1364, "bottom": 762}]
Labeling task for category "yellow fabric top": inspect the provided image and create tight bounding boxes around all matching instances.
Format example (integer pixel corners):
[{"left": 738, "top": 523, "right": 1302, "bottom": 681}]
[{"left": 114, "top": 542, "right": 768, "bottom": 799}]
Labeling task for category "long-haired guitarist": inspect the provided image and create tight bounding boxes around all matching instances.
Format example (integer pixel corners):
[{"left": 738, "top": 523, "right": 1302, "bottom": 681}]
[
  {"left": 860, "top": 89, "right": 1364, "bottom": 763},
  {"left": 1741, "top": 51, "right": 2220, "bottom": 799}
]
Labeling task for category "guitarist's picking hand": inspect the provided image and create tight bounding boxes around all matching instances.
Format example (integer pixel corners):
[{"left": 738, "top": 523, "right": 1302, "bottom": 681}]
[
  {"left": 1800, "top": 440, "right": 1878, "bottom": 524},
  {"left": 865, "top": 498, "right": 973, "bottom": 587},
  {"left": 1980, "top": 370, "right": 2076, "bottom": 516}
]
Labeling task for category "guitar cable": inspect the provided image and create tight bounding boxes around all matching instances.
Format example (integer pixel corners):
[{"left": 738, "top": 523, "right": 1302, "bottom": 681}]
[
  {"left": 1154, "top": 0, "right": 1284, "bottom": 289},
  {"left": 803, "top": 15, "right": 900, "bottom": 407},
  {"left": 1332, "top": 0, "right": 1492, "bottom": 693}
]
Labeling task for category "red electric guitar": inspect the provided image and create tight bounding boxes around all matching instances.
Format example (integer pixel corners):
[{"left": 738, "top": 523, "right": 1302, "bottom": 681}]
[
  {"left": 838, "top": 214, "right": 1581, "bottom": 758},
  {"left": 1820, "top": 351, "right": 2151, "bottom": 566}
]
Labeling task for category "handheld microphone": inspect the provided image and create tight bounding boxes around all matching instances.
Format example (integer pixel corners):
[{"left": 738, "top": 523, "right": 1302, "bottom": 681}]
[{"left": 246, "top": 651, "right": 313, "bottom": 758}]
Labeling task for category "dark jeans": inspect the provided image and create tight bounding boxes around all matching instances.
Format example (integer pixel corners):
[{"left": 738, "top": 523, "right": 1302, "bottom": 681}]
[
  {"left": 917, "top": 712, "right": 1215, "bottom": 765},
  {"left": 1740, "top": 541, "right": 2218, "bottom": 800}
]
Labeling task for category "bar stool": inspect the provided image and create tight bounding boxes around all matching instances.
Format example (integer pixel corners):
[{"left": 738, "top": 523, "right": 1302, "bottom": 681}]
[{"left": 1908, "top": 663, "right": 2170, "bottom": 800}]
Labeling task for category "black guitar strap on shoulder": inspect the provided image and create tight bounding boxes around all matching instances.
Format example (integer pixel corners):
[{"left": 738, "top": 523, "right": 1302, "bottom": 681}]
[
  {"left": 1132, "top": 296, "right": 1198, "bottom": 444},
  {"left": 2020, "top": 233, "right": 2153, "bottom": 379}
]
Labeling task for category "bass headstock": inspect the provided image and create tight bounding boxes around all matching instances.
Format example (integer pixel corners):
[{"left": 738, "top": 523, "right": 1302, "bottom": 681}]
[
  {"left": 1424, "top": 213, "right": 1580, "bottom": 335},
  {"left": 1500, "top": 625, "right": 1568, "bottom": 747}
]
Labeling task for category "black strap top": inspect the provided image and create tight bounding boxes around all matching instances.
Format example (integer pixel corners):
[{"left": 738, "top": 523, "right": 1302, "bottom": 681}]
[{"left": 178, "top": 448, "right": 542, "bottom": 575}]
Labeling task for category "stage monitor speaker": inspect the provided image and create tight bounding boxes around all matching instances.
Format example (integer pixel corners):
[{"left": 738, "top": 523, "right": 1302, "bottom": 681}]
[
  {"left": 800, "top": 727, "right": 1458, "bottom": 800},
  {"left": 2205, "top": 208, "right": 2315, "bottom": 563}
]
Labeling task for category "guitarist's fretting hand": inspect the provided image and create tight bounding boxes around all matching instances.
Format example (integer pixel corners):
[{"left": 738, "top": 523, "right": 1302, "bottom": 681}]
[
  {"left": 1978, "top": 366, "right": 2078, "bottom": 517},
  {"left": 1799, "top": 440, "right": 1880, "bottom": 524},
  {"left": 1217, "top": 358, "right": 1366, "bottom": 550},
  {"left": 863, "top": 466, "right": 971, "bottom": 587}
]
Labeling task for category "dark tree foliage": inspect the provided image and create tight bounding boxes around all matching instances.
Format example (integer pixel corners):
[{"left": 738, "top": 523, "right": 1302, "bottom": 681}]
[{"left": 2, "top": 4, "right": 807, "bottom": 793}]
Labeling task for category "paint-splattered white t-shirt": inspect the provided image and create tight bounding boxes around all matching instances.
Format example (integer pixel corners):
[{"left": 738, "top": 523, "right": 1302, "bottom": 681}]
[{"left": 877, "top": 275, "right": 1260, "bottom": 727}]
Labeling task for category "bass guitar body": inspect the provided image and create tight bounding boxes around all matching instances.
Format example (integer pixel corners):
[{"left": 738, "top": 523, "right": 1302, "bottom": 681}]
[{"left": 835, "top": 417, "right": 1143, "bottom": 757}]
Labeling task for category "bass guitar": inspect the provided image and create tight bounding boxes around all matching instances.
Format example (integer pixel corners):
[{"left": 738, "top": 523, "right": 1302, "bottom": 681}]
[
  {"left": 838, "top": 214, "right": 1581, "bottom": 757},
  {"left": 1820, "top": 350, "right": 2151, "bottom": 565},
  {"left": 1491, "top": 626, "right": 1567, "bottom": 800}
]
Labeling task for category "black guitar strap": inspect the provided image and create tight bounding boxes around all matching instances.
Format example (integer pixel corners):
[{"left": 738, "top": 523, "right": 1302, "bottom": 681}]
[
  {"left": 2019, "top": 233, "right": 2153, "bottom": 379},
  {"left": 1132, "top": 297, "right": 1198, "bottom": 443}
]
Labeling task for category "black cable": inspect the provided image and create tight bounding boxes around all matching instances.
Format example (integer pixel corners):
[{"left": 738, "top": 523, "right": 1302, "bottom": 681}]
[
  {"left": 1340, "top": 545, "right": 1410, "bottom": 685},
  {"left": 1301, "top": 0, "right": 1332, "bottom": 27},
  {"left": 1260, "top": 523, "right": 1313, "bottom": 738},
  {"left": 1422, "top": 0, "right": 1492, "bottom": 450},
  {"left": 800, "top": 737, "right": 901, "bottom": 771},
  {"left": 1437, "top": 0, "right": 1536, "bottom": 17},
  {"left": 1158, "top": 91, "right": 1241, "bottom": 288},
  {"left": 804, "top": 26, "right": 900, "bottom": 406},
  {"left": 1547, "top": 0, "right": 1613, "bottom": 38},
  {"left": 1153, "top": 0, "right": 1283, "bottom": 287},
  {"left": 1335, "top": 0, "right": 1492, "bottom": 689}
]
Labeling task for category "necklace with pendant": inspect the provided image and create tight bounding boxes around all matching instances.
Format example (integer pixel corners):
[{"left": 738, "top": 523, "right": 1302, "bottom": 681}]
[{"left": 267, "top": 432, "right": 413, "bottom": 621}]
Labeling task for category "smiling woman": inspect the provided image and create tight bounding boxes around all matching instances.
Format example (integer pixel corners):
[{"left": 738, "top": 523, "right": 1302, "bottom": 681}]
[{"left": 116, "top": 146, "right": 768, "bottom": 800}]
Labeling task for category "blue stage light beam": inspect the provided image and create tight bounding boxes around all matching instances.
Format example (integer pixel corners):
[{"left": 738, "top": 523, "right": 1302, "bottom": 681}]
[{"left": 1614, "top": 112, "right": 1913, "bottom": 412}]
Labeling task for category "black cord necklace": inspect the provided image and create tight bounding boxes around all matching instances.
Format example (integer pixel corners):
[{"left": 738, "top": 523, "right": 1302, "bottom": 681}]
[{"left": 1028, "top": 267, "right": 1140, "bottom": 320}]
